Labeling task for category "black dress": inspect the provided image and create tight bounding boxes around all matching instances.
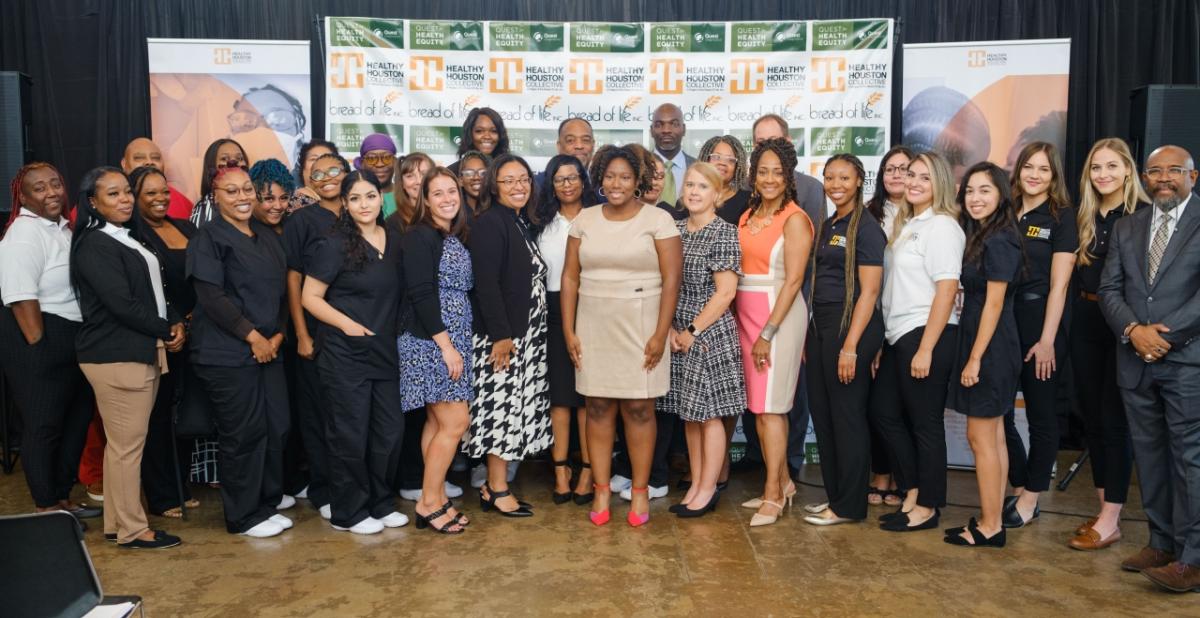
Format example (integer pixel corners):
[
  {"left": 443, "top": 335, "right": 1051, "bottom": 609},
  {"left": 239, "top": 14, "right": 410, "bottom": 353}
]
[{"left": 949, "top": 229, "right": 1023, "bottom": 418}]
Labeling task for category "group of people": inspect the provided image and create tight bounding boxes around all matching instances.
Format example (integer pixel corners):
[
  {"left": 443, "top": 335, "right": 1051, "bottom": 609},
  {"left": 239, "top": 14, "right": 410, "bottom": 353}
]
[{"left": 1, "top": 102, "right": 1197, "bottom": 593}]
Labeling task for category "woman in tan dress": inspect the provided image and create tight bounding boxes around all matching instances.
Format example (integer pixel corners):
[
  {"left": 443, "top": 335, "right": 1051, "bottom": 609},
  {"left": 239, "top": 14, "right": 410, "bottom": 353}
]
[{"left": 561, "top": 145, "right": 682, "bottom": 528}]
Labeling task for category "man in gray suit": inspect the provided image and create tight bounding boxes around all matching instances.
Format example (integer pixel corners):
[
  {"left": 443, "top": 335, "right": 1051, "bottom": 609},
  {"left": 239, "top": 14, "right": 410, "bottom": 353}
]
[{"left": 1099, "top": 144, "right": 1200, "bottom": 593}]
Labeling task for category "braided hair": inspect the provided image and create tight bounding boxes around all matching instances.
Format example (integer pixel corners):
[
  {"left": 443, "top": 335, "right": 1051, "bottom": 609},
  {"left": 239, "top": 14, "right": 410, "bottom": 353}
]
[
  {"left": 6, "top": 162, "right": 69, "bottom": 233},
  {"left": 810, "top": 154, "right": 868, "bottom": 334},
  {"left": 746, "top": 137, "right": 798, "bottom": 220},
  {"left": 697, "top": 135, "right": 749, "bottom": 192}
]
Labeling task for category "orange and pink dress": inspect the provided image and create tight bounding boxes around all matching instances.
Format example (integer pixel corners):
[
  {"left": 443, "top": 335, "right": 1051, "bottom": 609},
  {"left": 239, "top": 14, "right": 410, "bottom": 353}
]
[{"left": 735, "top": 201, "right": 812, "bottom": 414}]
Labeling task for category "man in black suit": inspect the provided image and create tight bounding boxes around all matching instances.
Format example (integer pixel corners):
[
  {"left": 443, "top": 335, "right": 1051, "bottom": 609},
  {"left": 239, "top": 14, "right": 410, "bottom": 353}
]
[{"left": 1099, "top": 144, "right": 1200, "bottom": 592}]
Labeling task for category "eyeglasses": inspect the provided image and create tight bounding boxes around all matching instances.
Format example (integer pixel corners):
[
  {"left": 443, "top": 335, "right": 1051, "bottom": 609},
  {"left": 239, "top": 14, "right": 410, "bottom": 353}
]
[
  {"left": 884, "top": 165, "right": 908, "bottom": 176},
  {"left": 553, "top": 174, "right": 581, "bottom": 187},
  {"left": 460, "top": 169, "right": 487, "bottom": 179},
  {"left": 1145, "top": 166, "right": 1192, "bottom": 179},
  {"left": 219, "top": 186, "right": 255, "bottom": 198},
  {"left": 707, "top": 154, "right": 738, "bottom": 165},
  {"left": 311, "top": 166, "right": 344, "bottom": 182},
  {"left": 497, "top": 177, "right": 532, "bottom": 188},
  {"left": 363, "top": 153, "right": 395, "bottom": 167}
]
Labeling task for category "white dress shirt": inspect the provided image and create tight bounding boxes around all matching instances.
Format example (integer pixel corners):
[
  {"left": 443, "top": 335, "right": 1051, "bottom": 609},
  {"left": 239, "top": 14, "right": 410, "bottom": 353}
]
[
  {"left": 881, "top": 207, "right": 966, "bottom": 344},
  {"left": 537, "top": 210, "right": 575, "bottom": 293},
  {"left": 100, "top": 223, "right": 167, "bottom": 320},
  {"left": 0, "top": 208, "right": 82, "bottom": 321}
]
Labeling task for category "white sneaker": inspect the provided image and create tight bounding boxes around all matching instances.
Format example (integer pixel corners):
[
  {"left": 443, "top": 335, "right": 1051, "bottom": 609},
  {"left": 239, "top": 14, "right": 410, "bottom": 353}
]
[
  {"left": 506, "top": 460, "right": 520, "bottom": 482},
  {"left": 318, "top": 504, "right": 332, "bottom": 520},
  {"left": 380, "top": 511, "right": 409, "bottom": 528},
  {"left": 445, "top": 481, "right": 463, "bottom": 498},
  {"left": 451, "top": 454, "right": 469, "bottom": 473},
  {"left": 398, "top": 488, "right": 422, "bottom": 501},
  {"left": 470, "top": 464, "right": 487, "bottom": 489},
  {"left": 277, "top": 495, "right": 296, "bottom": 510},
  {"left": 294, "top": 486, "right": 309, "bottom": 499},
  {"left": 241, "top": 520, "right": 284, "bottom": 538},
  {"left": 610, "top": 475, "right": 633, "bottom": 494},
  {"left": 269, "top": 514, "right": 294, "bottom": 530},
  {"left": 332, "top": 517, "right": 384, "bottom": 535},
  {"left": 619, "top": 485, "right": 668, "bottom": 501}
]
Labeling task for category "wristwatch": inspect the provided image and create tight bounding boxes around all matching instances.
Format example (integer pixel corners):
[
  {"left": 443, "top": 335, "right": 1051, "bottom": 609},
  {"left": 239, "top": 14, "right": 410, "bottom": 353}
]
[
  {"left": 686, "top": 323, "right": 700, "bottom": 336},
  {"left": 1120, "top": 321, "right": 1139, "bottom": 345}
]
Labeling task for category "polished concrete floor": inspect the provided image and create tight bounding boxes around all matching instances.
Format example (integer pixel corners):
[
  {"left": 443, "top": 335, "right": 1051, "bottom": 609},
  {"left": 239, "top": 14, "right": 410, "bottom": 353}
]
[{"left": 0, "top": 451, "right": 1192, "bottom": 616}]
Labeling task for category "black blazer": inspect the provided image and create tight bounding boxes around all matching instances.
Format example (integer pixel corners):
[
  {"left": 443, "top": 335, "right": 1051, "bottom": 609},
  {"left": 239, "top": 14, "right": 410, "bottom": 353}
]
[
  {"left": 73, "top": 229, "right": 177, "bottom": 365},
  {"left": 470, "top": 206, "right": 538, "bottom": 341},
  {"left": 402, "top": 223, "right": 448, "bottom": 340}
]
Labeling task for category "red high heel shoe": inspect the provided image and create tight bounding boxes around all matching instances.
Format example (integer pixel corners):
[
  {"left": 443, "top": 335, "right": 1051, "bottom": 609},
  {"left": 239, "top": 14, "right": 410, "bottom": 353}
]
[
  {"left": 627, "top": 486, "right": 650, "bottom": 527},
  {"left": 589, "top": 483, "right": 610, "bottom": 526}
]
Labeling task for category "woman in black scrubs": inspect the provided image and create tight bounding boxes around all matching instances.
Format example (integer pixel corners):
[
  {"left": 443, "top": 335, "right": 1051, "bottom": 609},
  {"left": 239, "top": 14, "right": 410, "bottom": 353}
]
[
  {"left": 187, "top": 166, "right": 291, "bottom": 539},
  {"left": 281, "top": 153, "right": 350, "bottom": 520},
  {"left": 249, "top": 159, "right": 294, "bottom": 234},
  {"left": 1003, "top": 142, "right": 1078, "bottom": 529},
  {"left": 302, "top": 171, "right": 406, "bottom": 535},
  {"left": 943, "top": 162, "right": 1023, "bottom": 547},
  {"left": 803, "top": 154, "right": 886, "bottom": 526},
  {"left": 129, "top": 165, "right": 201, "bottom": 519}
]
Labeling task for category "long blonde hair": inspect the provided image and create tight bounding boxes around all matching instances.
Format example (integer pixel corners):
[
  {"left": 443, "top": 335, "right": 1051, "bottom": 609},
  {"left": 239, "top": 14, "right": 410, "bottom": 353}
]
[
  {"left": 890, "top": 151, "right": 958, "bottom": 243},
  {"left": 1076, "top": 138, "right": 1148, "bottom": 266}
]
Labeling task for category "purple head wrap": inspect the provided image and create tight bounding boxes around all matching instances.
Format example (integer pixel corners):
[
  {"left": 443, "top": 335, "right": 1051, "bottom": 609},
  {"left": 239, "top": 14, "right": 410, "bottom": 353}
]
[{"left": 353, "top": 133, "right": 398, "bottom": 170}]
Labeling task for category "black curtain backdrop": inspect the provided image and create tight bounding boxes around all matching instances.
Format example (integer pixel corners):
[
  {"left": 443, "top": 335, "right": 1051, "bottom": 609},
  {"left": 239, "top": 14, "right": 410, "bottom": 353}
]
[{"left": 2, "top": 0, "right": 1198, "bottom": 194}]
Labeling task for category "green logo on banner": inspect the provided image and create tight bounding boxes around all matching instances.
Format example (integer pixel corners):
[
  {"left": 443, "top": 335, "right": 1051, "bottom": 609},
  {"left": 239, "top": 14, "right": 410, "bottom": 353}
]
[
  {"left": 570, "top": 23, "right": 645, "bottom": 53},
  {"left": 849, "top": 127, "right": 887, "bottom": 156},
  {"left": 410, "top": 126, "right": 462, "bottom": 156},
  {"left": 330, "top": 124, "right": 405, "bottom": 157},
  {"left": 811, "top": 20, "right": 889, "bottom": 51},
  {"left": 650, "top": 23, "right": 726, "bottom": 53},
  {"left": 505, "top": 129, "right": 560, "bottom": 157},
  {"left": 810, "top": 127, "right": 851, "bottom": 156},
  {"left": 727, "top": 128, "right": 806, "bottom": 157},
  {"left": 593, "top": 129, "right": 645, "bottom": 149},
  {"left": 489, "top": 22, "right": 565, "bottom": 52},
  {"left": 730, "top": 22, "right": 806, "bottom": 52},
  {"left": 328, "top": 17, "right": 405, "bottom": 49},
  {"left": 410, "top": 21, "right": 484, "bottom": 51}
]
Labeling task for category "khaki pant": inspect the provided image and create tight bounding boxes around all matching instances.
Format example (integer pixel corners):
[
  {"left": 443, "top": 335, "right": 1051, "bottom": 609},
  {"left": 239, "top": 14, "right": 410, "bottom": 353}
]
[{"left": 80, "top": 361, "right": 161, "bottom": 543}]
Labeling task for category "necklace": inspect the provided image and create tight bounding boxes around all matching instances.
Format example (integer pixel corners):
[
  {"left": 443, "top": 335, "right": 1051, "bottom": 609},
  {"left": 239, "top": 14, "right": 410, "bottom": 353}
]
[{"left": 747, "top": 210, "right": 774, "bottom": 235}]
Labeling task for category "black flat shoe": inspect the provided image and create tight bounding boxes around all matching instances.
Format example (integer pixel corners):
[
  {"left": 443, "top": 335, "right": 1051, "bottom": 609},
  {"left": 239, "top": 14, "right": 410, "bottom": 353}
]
[
  {"left": 878, "top": 507, "right": 908, "bottom": 523},
  {"left": 881, "top": 508, "right": 939, "bottom": 532},
  {"left": 66, "top": 504, "right": 102, "bottom": 519},
  {"left": 479, "top": 483, "right": 533, "bottom": 518},
  {"left": 1003, "top": 495, "right": 1018, "bottom": 511},
  {"left": 119, "top": 530, "right": 181, "bottom": 550},
  {"left": 1002, "top": 502, "right": 1039, "bottom": 529},
  {"left": 945, "top": 519, "right": 1006, "bottom": 547},
  {"left": 552, "top": 460, "right": 573, "bottom": 504}
]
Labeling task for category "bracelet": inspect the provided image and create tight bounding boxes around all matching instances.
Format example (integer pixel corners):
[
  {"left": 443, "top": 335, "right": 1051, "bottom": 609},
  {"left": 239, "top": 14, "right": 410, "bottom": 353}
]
[
  {"left": 759, "top": 323, "right": 779, "bottom": 342},
  {"left": 838, "top": 351, "right": 857, "bottom": 358}
]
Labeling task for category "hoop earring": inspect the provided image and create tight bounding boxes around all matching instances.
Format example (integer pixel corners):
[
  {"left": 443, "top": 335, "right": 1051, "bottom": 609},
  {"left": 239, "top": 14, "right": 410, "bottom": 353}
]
[
  {"left": 597, "top": 187, "right": 605, "bottom": 197},
  {"left": 634, "top": 189, "right": 643, "bottom": 199}
]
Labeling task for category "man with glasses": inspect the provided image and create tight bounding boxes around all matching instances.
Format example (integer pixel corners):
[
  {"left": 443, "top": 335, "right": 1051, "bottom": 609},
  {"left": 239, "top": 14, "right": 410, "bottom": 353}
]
[
  {"left": 353, "top": 134, "right": 398, "bottom": 217},
  {"left": 121, "top": 137, "right": 194, "bottom": 220},
  {"left": 535, "top": 118, "right": 597, "bottom": 196},
  {"left": 1099, "top": 145, "right": 1200, "bottom": 593},
  {"left": 651, "top": 104, "right": 695, "bottom": 208}
]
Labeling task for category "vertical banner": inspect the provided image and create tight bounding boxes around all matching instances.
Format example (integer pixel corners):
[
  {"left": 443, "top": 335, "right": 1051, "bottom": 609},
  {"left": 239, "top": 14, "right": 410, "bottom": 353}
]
[
  {"left": 148, "top": 38, "right": 312, "bottom": 203},
  {"left": 902, "top": 38, "right": 1071, "bottom": 178},
  {"left": 325, "top": 18, "right": 893, "bottom": 195}
]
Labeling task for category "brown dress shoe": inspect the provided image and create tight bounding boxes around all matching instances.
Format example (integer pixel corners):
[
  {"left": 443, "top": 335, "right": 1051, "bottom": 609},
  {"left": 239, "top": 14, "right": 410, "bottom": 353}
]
[
  {"left": 1068, "top": 527, "right": 1121, "bottom": 551},
  {"left": 1142, "top": 561, "right": 1200, "bottom": 592},
  {"left": 1073, "top": 517, "right": 1097, "bottom": 537},
  {"left": 1121, "top": 546, "right": 1176, "bottom": 572}
]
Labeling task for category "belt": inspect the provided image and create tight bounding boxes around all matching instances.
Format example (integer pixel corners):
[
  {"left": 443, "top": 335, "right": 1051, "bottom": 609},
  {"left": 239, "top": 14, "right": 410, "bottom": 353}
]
[
  {"left": 1018, "top": 292, "right": 1046, "bottom": 302},
  {"left": 1080, "top": 291, "right": 1099, "bottom": 302}
]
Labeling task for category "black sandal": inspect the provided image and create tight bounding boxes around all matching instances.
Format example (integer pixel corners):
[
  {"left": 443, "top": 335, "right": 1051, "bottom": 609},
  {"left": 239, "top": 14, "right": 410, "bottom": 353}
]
[
  {"left": 479, "top": 483, "right": 533, "bottom": 517},
  {"left": 415, "top": 503, "right": 465, "bottom": 535},
  {"left": 944, "top": 518, "right": 1006, "bottom": 548},
  {"left": 573, "top": 463, "right": 594, "bottom": 505},
  {"left": 441, "top": 501, "right": 469, "bottom": 526},
  {"left": 552, "top": 460, "right": 573, "bottom": 504}
]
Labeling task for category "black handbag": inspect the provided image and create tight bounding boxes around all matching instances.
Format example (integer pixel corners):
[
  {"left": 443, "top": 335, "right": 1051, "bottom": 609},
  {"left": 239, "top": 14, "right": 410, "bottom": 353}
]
[{"left": 173, "top": 363, "right": 217, "bottom": 438}]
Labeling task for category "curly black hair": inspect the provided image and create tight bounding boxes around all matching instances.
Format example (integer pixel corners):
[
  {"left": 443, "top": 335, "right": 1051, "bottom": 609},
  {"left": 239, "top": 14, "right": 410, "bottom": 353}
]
[
  {"left": 532, "top": 154, "right": 595, "bottom": 228},
  {"left": 458, "top": 107, "right": 509, "bottom": 158},
  {"left": 589, "top": 144, "right": 652, "bottom": 200},
  {"left": 746, "top": 137, "right": 798, "bottom": 218},
  {"left": 332, "top": 170, "right": 385, "bottom": 273},
  {"left": 249, "top": 158, "right": 296, "bottom": 199}
]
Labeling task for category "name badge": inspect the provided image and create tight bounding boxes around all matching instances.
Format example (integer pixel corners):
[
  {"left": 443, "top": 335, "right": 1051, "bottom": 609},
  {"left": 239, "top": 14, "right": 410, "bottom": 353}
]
[
  {"left": 828, "top": 234, "right": 847, "bottom": 248},
  {"left": 1025, "top": 225, "right": 1051, "bottom": 240}
]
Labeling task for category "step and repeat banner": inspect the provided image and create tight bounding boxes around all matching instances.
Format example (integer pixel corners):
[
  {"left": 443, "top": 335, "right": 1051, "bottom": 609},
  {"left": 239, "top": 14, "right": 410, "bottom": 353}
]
[
  {"left": 324, "top": 17, "right": 894, "bottom": 194},
  {"left": 148, "top": 38, "right": 312, "bottom": 203}
]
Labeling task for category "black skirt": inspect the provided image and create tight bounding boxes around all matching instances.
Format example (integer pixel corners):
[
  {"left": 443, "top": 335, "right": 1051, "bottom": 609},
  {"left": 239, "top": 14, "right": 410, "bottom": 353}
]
[{"left": 546, "top": 291, "right": 585, "bottom": 408}]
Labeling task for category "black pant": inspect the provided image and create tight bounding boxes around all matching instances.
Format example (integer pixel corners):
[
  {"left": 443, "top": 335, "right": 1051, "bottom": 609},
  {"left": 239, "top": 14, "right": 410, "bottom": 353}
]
[
  {"left": 195, "top": 362, "right": 289, "bottom": 533},
  {"left": 614, "top": 411, "right": 674, "bottom": 487},
  {"left": 396, "top": 407, "right": 426, "bottom": 491},
  {"left": 1071, "top": 297, "right": 1131, "bottom": 503},
  {"left": 806, "top": 306, "right": 884, "bottom": 520},
  {"left": 319, "top": 357, "right": 403, "bottom": 528},
  {"left": 871, "top": 325, "right": 955, "bottom": 509},
  {"left": 280, "top": 340, "right": 310, "bottom": 496},
  {"left": 141, "top": 350, "right": 193, "bottom": 513},
  {"left": 293, "top": 354, "right": 332, "bottom": 507},
  {"left": 0, "top": 310, "right": 94, "bottom": 508},
  {"left": 1005, "top": 297, "right": 1066, "bottom": 493}
]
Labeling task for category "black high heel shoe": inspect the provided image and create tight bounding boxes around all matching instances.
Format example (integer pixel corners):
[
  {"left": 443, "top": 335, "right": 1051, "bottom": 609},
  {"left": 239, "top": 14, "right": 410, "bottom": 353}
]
[
  {"left": 572, "top": 463, "right": 594, "bottom": 505},
  {"left": 676, "top": 492, "right": 719, "bottom": 519},
  {"left": 552, "top": 460, "right": 573, "bottom": 505},
  {"left": 479, "top": 483, "right": 533, "bottom": 517}
]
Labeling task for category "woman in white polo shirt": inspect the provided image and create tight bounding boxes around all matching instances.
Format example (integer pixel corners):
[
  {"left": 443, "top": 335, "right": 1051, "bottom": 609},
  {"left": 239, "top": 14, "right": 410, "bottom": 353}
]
[{"left": 874, "top": 151, "right": 965, "bottom": 533}]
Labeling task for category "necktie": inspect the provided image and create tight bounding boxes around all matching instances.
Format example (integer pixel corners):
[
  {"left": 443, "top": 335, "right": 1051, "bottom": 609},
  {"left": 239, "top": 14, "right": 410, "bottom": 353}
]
[
  {"left": 1147, "top": 209, "right": 1173, "bottom": 284},
  {"left": 660, "top": 162, "right": 676, "bottom": 206}
]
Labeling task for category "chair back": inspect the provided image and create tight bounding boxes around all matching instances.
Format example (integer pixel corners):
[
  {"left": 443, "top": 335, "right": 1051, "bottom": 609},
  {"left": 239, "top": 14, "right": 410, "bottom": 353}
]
[{"left": 0, "top": 511, "right": 103, "bottom": 618}]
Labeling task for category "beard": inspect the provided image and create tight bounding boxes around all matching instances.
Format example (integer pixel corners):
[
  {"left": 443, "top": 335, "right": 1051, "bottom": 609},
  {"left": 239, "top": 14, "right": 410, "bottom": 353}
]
[{"left": 1152, "top": 192, "right": 1182, "bottom": 212}]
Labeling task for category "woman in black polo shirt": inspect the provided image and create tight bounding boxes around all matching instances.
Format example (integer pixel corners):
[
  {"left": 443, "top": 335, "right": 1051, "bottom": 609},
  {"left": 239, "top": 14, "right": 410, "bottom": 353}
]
[
  {"left": 1066, "top": 138, "right": 1148, "bottom": 550},
  {"left": 72, "top": 166, "right": 186, "bottom": 549},
  {"left": 187, "top": 166, "right": 290, "bottom": 539},
  {"left": 1003, "top": 141, "right": 1078, "bottom": 529},
  {"left": 803, "top": 154, "right": 886, "bottom": 526}
]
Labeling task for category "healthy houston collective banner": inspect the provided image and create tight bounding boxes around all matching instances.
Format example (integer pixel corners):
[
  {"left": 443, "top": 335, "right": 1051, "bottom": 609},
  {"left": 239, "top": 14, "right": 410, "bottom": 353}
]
[
  {"left": 324, "top": 17, "right": 894, "bottom": 197},
  {"left": 903, "top": 38, "right": 1070, "bottom": 468},
  {"left": 148, "top": 38, "right": 312, "bottom": 203}
]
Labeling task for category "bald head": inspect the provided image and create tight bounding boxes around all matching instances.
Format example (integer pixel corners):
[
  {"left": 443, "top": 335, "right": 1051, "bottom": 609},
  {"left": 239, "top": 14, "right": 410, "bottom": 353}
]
[
  {"left": 650, "top": 103, "right": 685, "bottom": 158},
  {"left": 122, "top": 137, "right": 164, "bottom": 174},
  {"left": 1144, "top": 144, "right": 1197, "bottom": 207}
]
